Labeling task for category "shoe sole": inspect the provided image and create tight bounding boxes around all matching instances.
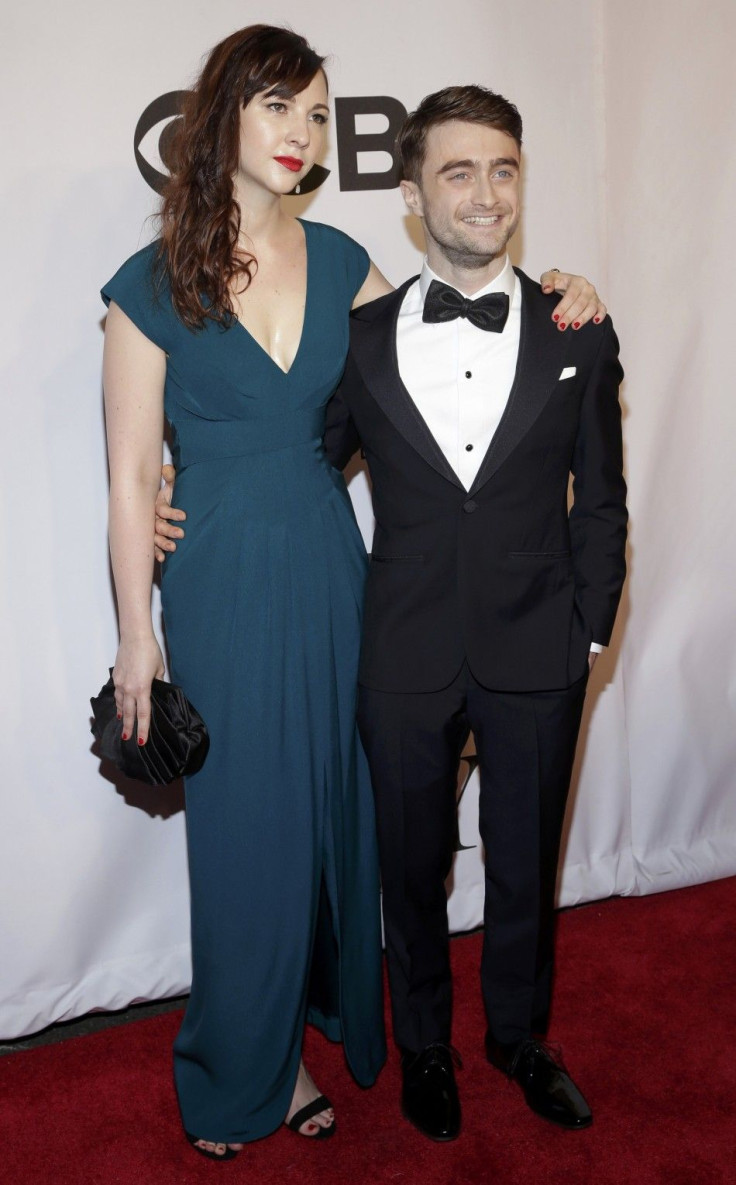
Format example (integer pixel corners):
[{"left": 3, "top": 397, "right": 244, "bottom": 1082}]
[
  {"left": 529, "top": 1109, "right": 593, "bottom": 1131},
  {"left": 400, "top": 1105, "right": 461, "bottom": 1142},
  {"left": 486, "top": 1050, "right": 592, "bottom": 1132}
]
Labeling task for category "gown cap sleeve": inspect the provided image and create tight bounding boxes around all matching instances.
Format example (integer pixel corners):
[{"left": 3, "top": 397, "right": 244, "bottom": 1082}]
[
  {"left": 343, "top": 234, "right": 370, "bottom": 301},
  {"left": 101, "top": 242, "right": 170, "bottom": 351},
  {"left": 305, "top": 221, "right": 370, "bottom": 303}
]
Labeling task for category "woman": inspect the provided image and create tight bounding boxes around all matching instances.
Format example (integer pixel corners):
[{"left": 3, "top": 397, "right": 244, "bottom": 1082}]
[{"left": 103, "top": 24, "right": 603, "bottom": 1161}]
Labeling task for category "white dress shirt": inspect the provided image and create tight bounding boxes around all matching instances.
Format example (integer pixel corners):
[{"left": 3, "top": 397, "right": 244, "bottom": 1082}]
[
  {"left": 395, "top": 256, "right": 603, "bottom": 655},
  {"left": 396, "top": 254, "right": 520, "bottom": 490}
]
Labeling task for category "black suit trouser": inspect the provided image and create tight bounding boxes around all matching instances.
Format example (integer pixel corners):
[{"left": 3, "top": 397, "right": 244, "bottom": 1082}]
[{"left": 357, "top": 662, "right": 588, "bottom": 1052}]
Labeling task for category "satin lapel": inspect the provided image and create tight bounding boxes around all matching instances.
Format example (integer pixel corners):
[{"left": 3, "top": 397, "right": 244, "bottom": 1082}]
[
  {"left": 349, "top": 279, "right": 464, "bottom": 489},
  {"left": 469, "top": 269, "right": 569, "bottom": 496}
]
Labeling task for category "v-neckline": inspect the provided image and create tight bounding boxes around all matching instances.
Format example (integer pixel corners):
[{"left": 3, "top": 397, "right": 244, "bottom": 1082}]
[{"left": 231, "top": 218, "right": 310, "bottom": 377}]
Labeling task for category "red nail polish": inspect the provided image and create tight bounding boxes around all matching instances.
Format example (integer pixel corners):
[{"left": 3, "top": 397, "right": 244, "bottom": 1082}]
[
  {"left": 594, "top": 316, "right": 601, "bottom": 324},
  {"left": 552, "top": 314, "right": 559, "bottom": 322},
  {"left": 121, "top": 732, "right": 129, "bottom": 741},
  {"left": 117, "top": 713, "right": 122, "bottom": 720},
  {"left": 559, "top": 322, "right": 566, "bottom": 331},
  {"left": 573, "top": 321, "right": 580, "bottom": 329},
  {"left": 138, "top": 737, "right": 145, "bottom": 746}
]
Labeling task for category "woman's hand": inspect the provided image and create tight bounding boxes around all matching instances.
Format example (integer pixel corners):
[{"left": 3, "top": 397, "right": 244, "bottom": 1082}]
[
  {"left": 113, "top": 635, "right": 165, "bottom": 746},
  {"left": 539, "top": 270, "right": 607, "bottom": 330},
  {"left": 154, "top": 464, "right": 185, "bottom": 563}
]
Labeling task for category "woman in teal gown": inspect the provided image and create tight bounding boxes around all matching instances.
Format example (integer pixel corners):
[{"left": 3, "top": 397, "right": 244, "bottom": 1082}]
[{"left": 102, "top": 26, "right": 389, "bottom": 1159}]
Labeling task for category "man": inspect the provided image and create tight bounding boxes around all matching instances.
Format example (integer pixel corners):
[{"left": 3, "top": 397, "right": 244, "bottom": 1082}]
[{"left": 155, "top": 87, "right": 626, "bottom": 1141}]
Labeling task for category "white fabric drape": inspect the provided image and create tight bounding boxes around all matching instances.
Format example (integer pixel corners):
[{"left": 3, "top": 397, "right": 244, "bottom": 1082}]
[{"left": 2, "top": 0, "right": 734, "bottom": 1037}]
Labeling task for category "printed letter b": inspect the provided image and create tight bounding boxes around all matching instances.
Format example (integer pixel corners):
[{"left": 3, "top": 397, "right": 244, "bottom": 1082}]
[{"left": 335, "top": 96, "right": 407, "bottom": 191}]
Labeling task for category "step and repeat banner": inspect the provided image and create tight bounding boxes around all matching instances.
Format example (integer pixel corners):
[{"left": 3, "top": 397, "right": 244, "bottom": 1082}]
[{"left": 2, "top": 0, "right": 734, "bottom": 1036}]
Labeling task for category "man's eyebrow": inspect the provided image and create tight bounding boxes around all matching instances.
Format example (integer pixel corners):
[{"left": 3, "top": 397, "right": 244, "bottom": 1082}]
[
  {"left": 437, "top": 159, "right": 477, "bottom": 175},
  {"left": 436, "top": 156, "right": 519, "bottom": 175}
]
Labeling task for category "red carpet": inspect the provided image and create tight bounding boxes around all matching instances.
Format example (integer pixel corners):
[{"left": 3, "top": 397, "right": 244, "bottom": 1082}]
[{"left": 2, "top": 877, "right": 735, "bottom": 1185}]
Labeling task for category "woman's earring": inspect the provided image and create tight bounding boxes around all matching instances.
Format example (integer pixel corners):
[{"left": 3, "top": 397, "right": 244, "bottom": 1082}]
[{"left": 294, "top": 183, "right": 301, "bottom": 195}]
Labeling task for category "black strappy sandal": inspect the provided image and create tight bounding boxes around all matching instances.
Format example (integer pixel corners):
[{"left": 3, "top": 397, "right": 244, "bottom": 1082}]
[
  {"left": 185, "top": 1131, "right": 240, "bottom": 1161},
  {"left": 285, "top": 1094, "right": 336, "bottom": 1139}
]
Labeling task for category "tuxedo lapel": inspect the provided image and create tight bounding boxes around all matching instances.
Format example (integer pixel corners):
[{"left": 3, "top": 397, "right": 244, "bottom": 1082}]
[
  {"left": 468, "top": 269, "right": 569, "bottom": 496},
  {"left": 349, "top": 280, "right": 464, "bottom": 489}
]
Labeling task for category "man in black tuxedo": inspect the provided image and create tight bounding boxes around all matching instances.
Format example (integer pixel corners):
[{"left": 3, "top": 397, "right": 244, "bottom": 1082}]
[
  {"left": 322, "top": 86, "right": 627, "bottom": 1141},
  {"left": 154, "top": 86, "right": 626, "bottom": 1142}
]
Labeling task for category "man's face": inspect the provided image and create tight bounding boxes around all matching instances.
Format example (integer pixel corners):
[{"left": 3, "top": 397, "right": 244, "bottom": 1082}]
[{"left": 401, "top": 120, "right": 521, "bottom": 270}]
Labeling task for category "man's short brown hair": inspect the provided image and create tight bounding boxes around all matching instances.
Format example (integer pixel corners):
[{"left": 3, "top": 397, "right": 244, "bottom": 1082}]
[{"left": 397, "top": 85, "right": 523, "bottom": 185}]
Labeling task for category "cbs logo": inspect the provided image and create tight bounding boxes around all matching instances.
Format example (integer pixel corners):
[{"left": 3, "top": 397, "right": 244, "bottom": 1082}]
[{"left": 134, "top": 92, "right": 408, "bottom": 195}]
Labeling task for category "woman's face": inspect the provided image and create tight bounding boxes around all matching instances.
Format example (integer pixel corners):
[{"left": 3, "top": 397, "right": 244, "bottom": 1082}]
[{"left": 235, "top": 71, "right": 329, "bottom": 198}]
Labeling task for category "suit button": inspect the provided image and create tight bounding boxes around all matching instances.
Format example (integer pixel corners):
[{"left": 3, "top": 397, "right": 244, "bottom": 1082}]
[{"left": 463, "top": 500, "right": 478, "bottom": 513}]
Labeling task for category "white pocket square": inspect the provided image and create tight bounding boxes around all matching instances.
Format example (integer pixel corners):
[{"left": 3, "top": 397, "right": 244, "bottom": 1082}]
[{"left": 559, "top": 366, "right": 577, "bottom": 380}]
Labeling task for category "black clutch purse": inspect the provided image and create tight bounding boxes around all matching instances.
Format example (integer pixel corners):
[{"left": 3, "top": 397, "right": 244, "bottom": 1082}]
[{"left": 90, "top": 671, "right": 210, "bottom": 785}]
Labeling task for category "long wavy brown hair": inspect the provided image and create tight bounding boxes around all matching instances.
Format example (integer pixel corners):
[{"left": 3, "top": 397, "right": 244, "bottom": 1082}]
[{"left": 157, "top": 25, "right": 325, "bottom": 330}]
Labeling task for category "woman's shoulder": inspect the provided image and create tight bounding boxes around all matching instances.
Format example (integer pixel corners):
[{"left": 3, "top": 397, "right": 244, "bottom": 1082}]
[
  {"left": 300, "top": 219, "right": 369, "bottom": 296},
  {"left": 301, "top": 218, "right": 367, "bottom": 257},
  {"left": 102, "top": 240, "right": 163, "bottom": 303},
  {"left": 101, "top": 240, "right": 173, "bottom": 350}
]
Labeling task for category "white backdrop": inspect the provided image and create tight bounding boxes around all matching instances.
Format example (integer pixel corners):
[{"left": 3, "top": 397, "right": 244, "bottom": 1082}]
[{"left": 2, "top": 0, "right": 734, "bottom": 1037}]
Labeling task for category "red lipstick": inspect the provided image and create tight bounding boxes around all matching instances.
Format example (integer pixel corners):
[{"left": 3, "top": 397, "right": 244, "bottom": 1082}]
[{"left": 274, "top": 156, "right": 304, "bottom": 172}]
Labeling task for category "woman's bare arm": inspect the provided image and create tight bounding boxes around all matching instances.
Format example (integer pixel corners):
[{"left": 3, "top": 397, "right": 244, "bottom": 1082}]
[
  {"left": 352, "top": 261, "right": 394, "bottom": 308},
  {"left": 352, "top": 260, "right": 606, "bottom": 327},
  {"left": 103, "top": 301, "right": 167, "bottom": 744}
]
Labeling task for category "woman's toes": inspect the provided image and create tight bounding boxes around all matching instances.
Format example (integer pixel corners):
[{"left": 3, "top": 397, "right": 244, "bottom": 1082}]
[
  {"left": 296, "top": 1109, "right": 334, "bottom": 1136},
  {"left": 197, "top": 1140, "right": 227, "bottom": 1156}
]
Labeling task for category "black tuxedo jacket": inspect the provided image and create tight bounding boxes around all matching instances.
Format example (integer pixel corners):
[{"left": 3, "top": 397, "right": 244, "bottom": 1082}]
[{"left": 325, "top": 268, "right": 627, "bottom": 694}]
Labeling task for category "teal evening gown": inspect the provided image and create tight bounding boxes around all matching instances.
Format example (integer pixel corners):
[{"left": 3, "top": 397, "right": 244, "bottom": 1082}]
[{"left": 102, "top": 220, "right": 386, "bottom": 1143}]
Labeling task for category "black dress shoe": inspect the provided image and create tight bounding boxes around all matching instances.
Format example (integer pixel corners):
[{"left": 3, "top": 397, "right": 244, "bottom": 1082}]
[
  {"left": 485, "top": 1033, "right": 592, "bottom": 1130},
  {"left": 401, "top": 1043, "right": 462, "bottom": 1141}
]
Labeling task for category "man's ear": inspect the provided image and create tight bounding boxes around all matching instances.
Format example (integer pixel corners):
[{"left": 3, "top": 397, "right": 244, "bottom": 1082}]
[{"left": 400, "top": 179, "right": 423, "bottom": 218}]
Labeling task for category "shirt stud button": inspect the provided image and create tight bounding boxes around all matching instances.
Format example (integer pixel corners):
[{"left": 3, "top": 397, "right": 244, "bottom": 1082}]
[
  {"left": 465, "top": 371, "right": 472, "bottom": 379},
  {"left": 465, "top": 444, "right": 473, "bottom": 451}
]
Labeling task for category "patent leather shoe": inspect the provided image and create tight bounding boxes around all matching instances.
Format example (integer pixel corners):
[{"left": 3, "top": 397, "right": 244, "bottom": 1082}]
[
  {"left": 401, "top": 1042, "right": 462, "bottom": 1141},
  {"left": 485, "top": 1033, "right": 592, "bottom": 1130}
]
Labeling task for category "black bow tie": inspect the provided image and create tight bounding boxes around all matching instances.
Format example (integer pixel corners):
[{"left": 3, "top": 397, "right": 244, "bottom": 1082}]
[{"left": 422, "top": 279, "right": 510, "bottom": 332}]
